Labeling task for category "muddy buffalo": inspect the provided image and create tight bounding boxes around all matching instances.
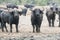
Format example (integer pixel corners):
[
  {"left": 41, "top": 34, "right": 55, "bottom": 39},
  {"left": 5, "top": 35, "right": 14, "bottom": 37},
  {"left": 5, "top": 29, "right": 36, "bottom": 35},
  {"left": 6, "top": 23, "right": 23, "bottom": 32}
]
[{"left": 31, "top": 8, "right": 43, "bottom": 33}]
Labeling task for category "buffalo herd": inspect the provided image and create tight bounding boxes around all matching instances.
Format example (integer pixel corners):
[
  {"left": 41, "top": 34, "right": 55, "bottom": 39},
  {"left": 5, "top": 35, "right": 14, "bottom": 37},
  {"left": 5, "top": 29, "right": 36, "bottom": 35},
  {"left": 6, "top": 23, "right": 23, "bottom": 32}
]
[{"left": 0, "top": 3, "right": 60, "bottom": 33}]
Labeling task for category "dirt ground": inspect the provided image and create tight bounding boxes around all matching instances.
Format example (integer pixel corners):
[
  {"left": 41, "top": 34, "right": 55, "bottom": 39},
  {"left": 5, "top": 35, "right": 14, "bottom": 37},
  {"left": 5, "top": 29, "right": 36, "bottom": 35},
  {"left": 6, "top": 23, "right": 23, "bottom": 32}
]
[{"left": 0, "top": 6, "right": 60, "bottom": 40}]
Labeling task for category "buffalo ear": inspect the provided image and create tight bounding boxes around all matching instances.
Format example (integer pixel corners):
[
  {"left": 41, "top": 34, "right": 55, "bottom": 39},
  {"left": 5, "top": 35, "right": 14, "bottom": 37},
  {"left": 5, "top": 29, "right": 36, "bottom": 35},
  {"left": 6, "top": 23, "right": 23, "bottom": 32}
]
[
  {"left": 18, "top": 11, "right": 22, "bottom": 16},
  {"left": 31, "top": 9, "right": 35, "bottom": 13},
  {"left": 56, "top": 8, "right": 58, "bottom": 11},
  {"left": 39, "top": 9, "right": 43, "bottom": 14},
  {"left": 50, "top": 7, "right": 53, "bottom": 10}
]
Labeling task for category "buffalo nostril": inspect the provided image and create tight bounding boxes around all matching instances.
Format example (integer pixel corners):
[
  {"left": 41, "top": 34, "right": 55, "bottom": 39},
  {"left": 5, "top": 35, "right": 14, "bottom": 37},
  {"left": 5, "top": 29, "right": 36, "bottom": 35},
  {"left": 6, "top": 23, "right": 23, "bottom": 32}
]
[
  {"left": 36, "top": 14, "right": 39, "bottom": 16},
  {"left": 53, "top": 12, "right": 56, "bottom": 13}
]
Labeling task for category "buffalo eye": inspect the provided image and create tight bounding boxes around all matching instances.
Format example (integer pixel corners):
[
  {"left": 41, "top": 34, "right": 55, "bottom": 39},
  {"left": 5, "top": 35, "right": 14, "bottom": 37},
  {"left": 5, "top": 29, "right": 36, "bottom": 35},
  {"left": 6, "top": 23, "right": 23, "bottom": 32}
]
[
  {"left": 50, "top": 7, "right": 53, "bottom": 10},
  {"left": 56, "top": 8, "right": 58, "bottom": 11}
]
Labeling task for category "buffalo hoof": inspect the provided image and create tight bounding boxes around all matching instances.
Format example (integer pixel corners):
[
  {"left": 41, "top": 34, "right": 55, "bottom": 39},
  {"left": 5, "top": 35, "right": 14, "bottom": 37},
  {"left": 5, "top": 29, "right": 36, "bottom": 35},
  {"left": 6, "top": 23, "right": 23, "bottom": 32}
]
[
  {"left": 52, "top": 26, "right": 54, "bottom": 27},
  {"left": 2, "top": 29, "right": 4, "bottom": 32},
  {"left": 37, "top": 32, "right": 40, "bottom": 33},
  {"left": 2, "top": 31, "right": 4, "bottom": 32},
  {"left": 59, "top": 26, "right": 60, "bottom": 27},
  {"left": 36, "top": 30, "right": 40, "bottom": 33},
  {"left": 10, "top": 31, "right": 12, "bottom": 33},
  {"left": 33, "top": 31, "right": 35, "bottom": 33},
  {"left": 6, "top": 30, "right": 8, "bottom": 32},
  {"left": 16, "top": 31, "right": 19, "bottom": 33},
  {"left": 49, "top": 25, "right": 51, "bottom": 27},
  {"left": 58, "top": 25, "right": 60, "bottom": 27},
  {"left": 52, "top": 25, "right": 54, "bottom": 27}
]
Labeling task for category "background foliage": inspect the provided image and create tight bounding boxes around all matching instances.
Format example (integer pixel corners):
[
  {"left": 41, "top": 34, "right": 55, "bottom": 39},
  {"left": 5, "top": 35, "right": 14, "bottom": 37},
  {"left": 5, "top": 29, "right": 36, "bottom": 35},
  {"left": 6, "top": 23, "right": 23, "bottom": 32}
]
[{"left": 0, "top": 0, "right": 60, "bottom": 6}]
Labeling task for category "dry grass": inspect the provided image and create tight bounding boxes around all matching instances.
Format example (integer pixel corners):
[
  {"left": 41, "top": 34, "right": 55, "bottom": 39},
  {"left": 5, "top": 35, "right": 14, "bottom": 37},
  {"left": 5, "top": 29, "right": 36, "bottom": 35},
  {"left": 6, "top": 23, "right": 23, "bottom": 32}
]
[{"left": 0, "top": 5, "right": 59, "bottom": 37}]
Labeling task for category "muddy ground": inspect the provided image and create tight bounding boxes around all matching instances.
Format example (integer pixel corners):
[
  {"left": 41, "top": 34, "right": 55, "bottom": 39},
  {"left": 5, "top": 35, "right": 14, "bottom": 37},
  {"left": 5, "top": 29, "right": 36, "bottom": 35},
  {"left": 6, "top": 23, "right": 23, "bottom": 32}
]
[{"left": 0, "top": 8, "right": 60, "bottom": 40}]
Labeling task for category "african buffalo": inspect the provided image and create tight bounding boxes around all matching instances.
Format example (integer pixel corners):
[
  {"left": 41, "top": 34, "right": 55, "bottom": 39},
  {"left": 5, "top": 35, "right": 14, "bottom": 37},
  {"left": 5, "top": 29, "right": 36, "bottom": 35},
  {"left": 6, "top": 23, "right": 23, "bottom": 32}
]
[
  {"left": 24, "top": 4, "right": 34, "bottom": 9},
  {"left": 46, "top": 7, "right": 57, "bottom": 27},
  {"left": 6, "top": 3, "right": 18, "bottom": 9},
  {"left": 19, "top": 8, "right": 27, "bottom": 16},
  {"left": 55, "top": 7, "right": 60, "bottom": 27},
  {"left": 0, "top": 9, "right": 3, "bottom": 28},
  {"left": 31, "top": 8, "right": 43, "bottom": 33},
  {"left": 1, "top": 10, "right": 20, "bottom": 32}
]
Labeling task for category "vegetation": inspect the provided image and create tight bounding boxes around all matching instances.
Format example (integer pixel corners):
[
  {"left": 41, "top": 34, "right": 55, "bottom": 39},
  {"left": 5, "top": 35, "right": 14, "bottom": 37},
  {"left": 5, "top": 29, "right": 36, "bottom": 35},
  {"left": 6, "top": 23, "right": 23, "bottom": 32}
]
[{"left": 0, "top": 0, "right": 60, "bottom": 6}]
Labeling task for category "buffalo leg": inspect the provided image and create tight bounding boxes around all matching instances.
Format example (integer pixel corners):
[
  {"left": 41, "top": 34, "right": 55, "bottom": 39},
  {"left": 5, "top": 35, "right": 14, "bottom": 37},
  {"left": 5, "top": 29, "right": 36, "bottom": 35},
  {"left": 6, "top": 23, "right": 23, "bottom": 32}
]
[
  {"left": 32, "top": 25, "right": 35, "bottom": 33},
  {"left": 59, "top": 19, "right": 60, "bottom": 27},
  {"left": 36, "top": 25, "right": 39, "bottom": 33},
  {"left": 38, "top": 25, "right": 41, "bottom": 33},
  {"left": 47, "top": 18, "right": 51, "bottom": 27},
  {"left": 59, "top": 15, "right": 60, "bottom": 27},
  {"left": 4, "top": 24, "right": 8, "bottom": 32},
  {"left": 10, "top": 24, "right": 12, "bottom": 32},
  {"left": 2, "top": 26, "right": 4, "bottom": 32},
  {"left": 52, "top": 19, "right": 55, "bottom": 27},
  {"left": 1, "top": 23, "right": 4, "bottom": 32},
  {"left": 38, "top": 21, "right": 42, "bottom": 32},
  {"left": 16, "top": 24, "right": 18, "bottom": 32}
]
